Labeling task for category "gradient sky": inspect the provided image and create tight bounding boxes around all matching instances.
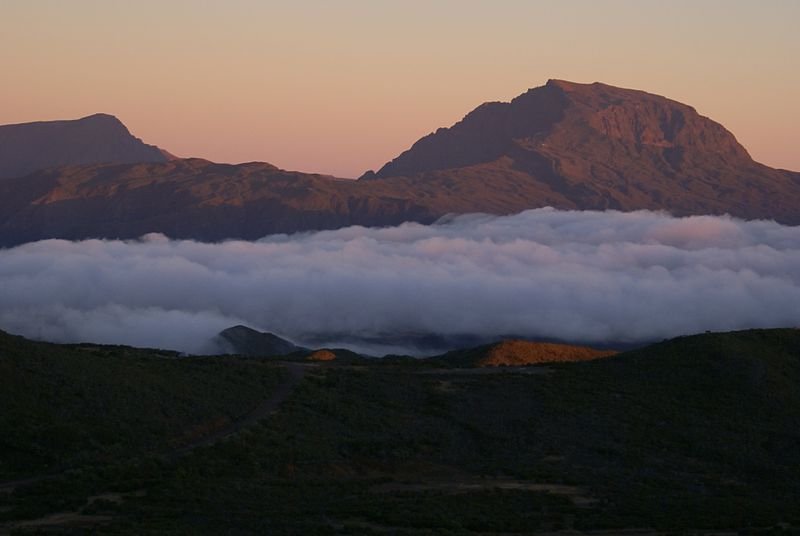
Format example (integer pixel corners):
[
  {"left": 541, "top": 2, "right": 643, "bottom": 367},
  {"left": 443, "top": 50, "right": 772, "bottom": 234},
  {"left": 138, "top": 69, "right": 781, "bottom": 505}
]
[{"left": 1, "top": 1, "right": 798, "bottom": 177}]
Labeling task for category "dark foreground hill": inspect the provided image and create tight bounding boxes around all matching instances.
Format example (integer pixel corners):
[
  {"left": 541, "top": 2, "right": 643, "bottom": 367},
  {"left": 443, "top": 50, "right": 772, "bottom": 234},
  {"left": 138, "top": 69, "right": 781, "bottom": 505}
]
[
  {"left": 0, "top": 330, "right": 286, "bottom": 481},
  {"left": 0, "top": 114, "right": 171, "bottom": 180},
  {"left": 213, "top": 325, "right": 304, "bottom": 356},
  {"left": 1, "top": 80, "right": 798, "bottom": 246},
  {"left": 1, "top": 328, "right": 800, "bottom": 533}
]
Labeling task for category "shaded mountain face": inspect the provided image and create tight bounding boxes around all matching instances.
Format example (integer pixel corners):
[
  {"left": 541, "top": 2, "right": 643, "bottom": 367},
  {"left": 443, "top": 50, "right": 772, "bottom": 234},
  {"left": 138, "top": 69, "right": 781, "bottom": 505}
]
[
  {"left": 214, "top": 325, "right": 304, "bottom": 357},
  {"left": 0, "top": 113, "right": 171, "bottom": 179},
  {"left": 0, "top": 81, "right": 797, "bottom": 247},
  {"left": 0, "top": 158, "right": 438, "bottom": 245},
  {"left": 370, "top": 84, "right": 570, "bottom": 178}
]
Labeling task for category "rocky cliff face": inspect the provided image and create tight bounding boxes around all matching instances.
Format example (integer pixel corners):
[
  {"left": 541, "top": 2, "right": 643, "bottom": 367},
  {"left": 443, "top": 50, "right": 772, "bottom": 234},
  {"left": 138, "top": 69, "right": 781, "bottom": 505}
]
[{"left": 0, "top": 113, "right": 171, "bottom": 179}]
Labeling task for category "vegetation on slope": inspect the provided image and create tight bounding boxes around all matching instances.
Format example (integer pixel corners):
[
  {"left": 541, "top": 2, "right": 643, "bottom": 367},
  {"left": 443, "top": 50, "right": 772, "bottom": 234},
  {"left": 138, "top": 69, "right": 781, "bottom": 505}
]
[
  {"left": 1, "top": 328, "right": 799, "bottom": 534},
  {"left": 0, "top": 330, "right": 285, "bottom": 480}
]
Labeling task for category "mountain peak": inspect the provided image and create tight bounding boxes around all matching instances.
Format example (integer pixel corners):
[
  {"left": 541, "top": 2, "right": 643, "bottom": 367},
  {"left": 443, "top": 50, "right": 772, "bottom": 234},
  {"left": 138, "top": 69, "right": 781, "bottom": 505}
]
[
  {"left": 545, "top": 78, "right": 591, "bottom": 90},
  {"left": 81, "top": 112, "right": 122, "bottom": 121},
  {"left": 370, "top": 79, "right": 753, "bottom": 180},
  {"left": 78, "top": 113, "right": 127, "bottom": 127},
  {"left": 544, "top": 78, "right": 626, "bottom": 92},
  {"left": 0, "top": 114, "right": 171, "bottom": 179}
]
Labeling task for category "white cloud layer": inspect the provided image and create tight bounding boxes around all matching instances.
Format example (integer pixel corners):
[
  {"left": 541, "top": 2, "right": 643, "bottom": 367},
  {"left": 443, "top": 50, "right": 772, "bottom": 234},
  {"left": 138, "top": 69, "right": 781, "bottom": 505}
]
[{"left": 0, "top": 208, "right": 798, "bottom": 355}]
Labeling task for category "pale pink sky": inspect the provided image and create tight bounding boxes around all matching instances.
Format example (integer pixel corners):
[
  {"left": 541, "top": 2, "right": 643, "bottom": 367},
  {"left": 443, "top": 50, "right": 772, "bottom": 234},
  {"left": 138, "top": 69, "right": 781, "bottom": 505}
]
[{"left": 1, "top": 1, "right": 798, "bottom": 177}]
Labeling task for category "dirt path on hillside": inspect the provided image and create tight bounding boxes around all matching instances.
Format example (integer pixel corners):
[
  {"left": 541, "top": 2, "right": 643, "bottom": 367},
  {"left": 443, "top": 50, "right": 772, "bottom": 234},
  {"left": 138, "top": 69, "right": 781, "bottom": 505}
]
[
  {"left": 0, "top": 362, "right": 307, "bottom": 493},
  {"left": 168, "top": 361, "right": 307, "bottom": 458}
]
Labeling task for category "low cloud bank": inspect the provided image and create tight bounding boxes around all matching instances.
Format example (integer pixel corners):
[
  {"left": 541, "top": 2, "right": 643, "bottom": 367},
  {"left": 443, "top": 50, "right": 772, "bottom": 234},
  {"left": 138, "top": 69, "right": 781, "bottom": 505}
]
[{"left": 0, "top": 208, "right": 798, "bottom": 355}]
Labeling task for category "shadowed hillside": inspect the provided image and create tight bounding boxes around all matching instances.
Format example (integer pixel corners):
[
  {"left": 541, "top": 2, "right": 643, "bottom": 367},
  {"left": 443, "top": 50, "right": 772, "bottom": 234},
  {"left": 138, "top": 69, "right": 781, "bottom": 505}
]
[
  {"left": 214, "top": 325, "right": 304, "bottom": 356},
  {"left": 2, "top": 328, "right": 800, "bottom": 533},
  {"left": 0, "top": 330, "right": 285, "bottom": 481}
]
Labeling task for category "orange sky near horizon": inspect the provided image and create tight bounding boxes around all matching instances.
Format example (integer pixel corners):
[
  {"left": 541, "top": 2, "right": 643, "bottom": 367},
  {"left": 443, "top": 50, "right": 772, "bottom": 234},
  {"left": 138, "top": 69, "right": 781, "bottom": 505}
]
[{"left": 1, "top": 1, "right": 798, "bottom": 178}]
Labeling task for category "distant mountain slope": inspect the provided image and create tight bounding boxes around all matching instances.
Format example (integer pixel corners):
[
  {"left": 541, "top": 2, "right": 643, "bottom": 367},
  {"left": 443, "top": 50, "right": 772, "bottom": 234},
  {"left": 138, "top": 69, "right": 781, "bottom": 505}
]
[
  {"left": 0, "top": 113, "right": 171, "bottom": 179},
  {"left": 365, "top": 79, "right": 800, "bottom": 223},
  {"left": 0, "top": 158, "right": 435, "bottom": 245},
  {"left": 371, "top": 79, "right": 752, "bottom": 178},
  {"left": 0, "top": 80, "right": 798, "bottom": 246}
]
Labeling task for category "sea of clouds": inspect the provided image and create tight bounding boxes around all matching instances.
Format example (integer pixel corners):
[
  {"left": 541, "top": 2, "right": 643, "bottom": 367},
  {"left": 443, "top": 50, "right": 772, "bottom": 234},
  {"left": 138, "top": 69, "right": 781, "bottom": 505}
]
[{"left": 0, "top": 208, "right": 798, "bottom": 355}]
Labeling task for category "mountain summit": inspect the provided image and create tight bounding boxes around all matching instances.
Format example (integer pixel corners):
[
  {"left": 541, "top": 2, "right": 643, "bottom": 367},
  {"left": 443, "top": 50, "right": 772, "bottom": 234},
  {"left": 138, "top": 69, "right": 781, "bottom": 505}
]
[
  {"left": 0, "top": 113, "right": 172, "bottom": 179},
  {"left": 370, "top": 79, "right": 753, "bottom": 179},
  {"left": 363, "top": 79, "right": 798, "bottom": 221}
]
